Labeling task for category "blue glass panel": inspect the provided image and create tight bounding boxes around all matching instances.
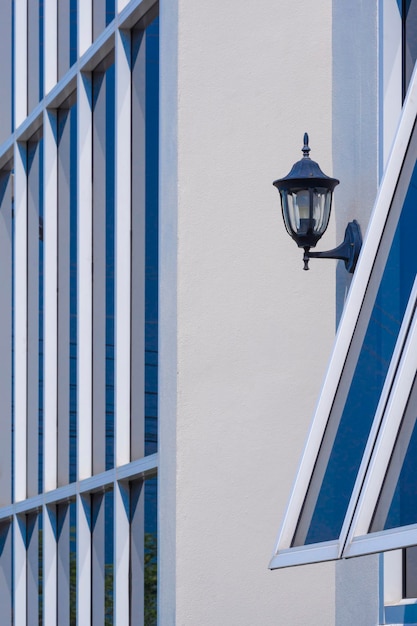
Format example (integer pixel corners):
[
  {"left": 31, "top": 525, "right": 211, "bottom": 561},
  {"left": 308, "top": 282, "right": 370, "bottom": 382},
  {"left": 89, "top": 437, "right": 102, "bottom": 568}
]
[
  {"left": 145, "top": 477, "right": 157, "bottom": 625},
  {"left": 370, "top": 374, "right": 417, "bottom": 531},
  {"left": 70, "top": 0, "right": 77, "bottom": 66},
  {"left": 293, "top": 155, "right": 417, "bottom": 546},
  {"left": 145, "top": 19, "right": 159, "bottom": 456},
  {"left": 106, "top": 0, "right": 115, "bottom": 26}
]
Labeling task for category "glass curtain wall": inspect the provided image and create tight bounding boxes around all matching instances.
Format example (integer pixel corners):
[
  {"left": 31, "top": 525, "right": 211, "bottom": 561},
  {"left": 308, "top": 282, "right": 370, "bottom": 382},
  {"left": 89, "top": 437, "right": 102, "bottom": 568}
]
[{"left": 0, "top": 2, "right": 159, "bottom": 623}]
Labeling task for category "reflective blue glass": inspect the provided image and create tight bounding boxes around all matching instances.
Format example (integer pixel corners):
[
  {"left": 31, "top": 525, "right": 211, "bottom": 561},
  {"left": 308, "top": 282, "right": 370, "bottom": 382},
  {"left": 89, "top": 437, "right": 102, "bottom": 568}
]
[
  {"left": 145, "top": 19, "right": 159, "bottom": 456},
  {"left": 371, "top": 375, "right": 417, "bottom": 531},
  {"left": 293, "top": 154, "right": 417, "bottom": 546},
  {"left": 145, "top": 477, "right": 157, "bottom": 624}
]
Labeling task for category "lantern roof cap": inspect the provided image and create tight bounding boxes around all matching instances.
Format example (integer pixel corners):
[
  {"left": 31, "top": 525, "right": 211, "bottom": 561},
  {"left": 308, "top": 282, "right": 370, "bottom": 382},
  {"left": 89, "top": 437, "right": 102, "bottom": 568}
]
[{"left": 273, "top": 133, "right": 340, "bottom": 191}]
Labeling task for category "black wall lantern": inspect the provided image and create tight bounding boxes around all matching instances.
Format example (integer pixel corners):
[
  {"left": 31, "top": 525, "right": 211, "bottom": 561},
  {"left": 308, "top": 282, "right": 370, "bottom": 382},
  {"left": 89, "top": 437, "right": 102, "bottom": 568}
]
[{"left": 273, "top": 133, "right": 362, "bottom": 272}]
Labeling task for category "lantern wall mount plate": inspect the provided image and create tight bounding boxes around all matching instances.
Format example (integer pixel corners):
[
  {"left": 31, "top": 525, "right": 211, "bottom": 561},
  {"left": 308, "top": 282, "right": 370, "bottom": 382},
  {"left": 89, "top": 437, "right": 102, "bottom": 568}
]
[{"left": 273, "top": 133, "right": 362, "bottom": 272}]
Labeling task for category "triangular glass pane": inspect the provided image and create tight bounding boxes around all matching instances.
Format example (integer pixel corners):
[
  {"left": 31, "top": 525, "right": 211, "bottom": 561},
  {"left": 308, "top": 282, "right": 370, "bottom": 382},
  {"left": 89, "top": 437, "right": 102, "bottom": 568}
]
[
  {"left": 343, "top": 294, "right": 417, "bottom": 557},
  {"left": 370, "top": 373, "right": 417, "bottom": 533}
]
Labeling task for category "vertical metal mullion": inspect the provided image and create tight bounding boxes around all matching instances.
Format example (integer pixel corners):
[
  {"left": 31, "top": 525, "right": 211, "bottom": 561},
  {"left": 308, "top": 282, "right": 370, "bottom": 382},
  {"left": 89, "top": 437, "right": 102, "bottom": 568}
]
[
  {"left": 44, "top": 110, "right": 59, "bottom": 494},
  {"left": 78, "top": 0, "right": 92, "bottom": 58},
  {"left": 130, "top": 25, "right": 146, "bottom": 462},
  {"left": 114, "top": 481, "right": 130, "bottom": 623},
  {"left": 57, "top": 503, "right": 70, "bottom": 626},
  {"left": 15, "top": 0, "right": 28, "bottom": 127},
  {"left": 43, "top": 504, "right": 57, "bottom": 626},
  {"left": 114, "top": 28, "right": 133, "bottom": 623},
  {"left": 14, "top": 142, "right": 28, "bottom": 504},
  {"left": 13, "top": 515, "right": 27, "bottom": 626},
  {"left": 130, "top": 479, "right": 145, "bottom": 625},
  {"left": 26, "top": 139, "right": 40, "bottom": 499},
  {"left": 77, "top": 494, "right": 92, "bottom": 623},
  {"left": 58, "top": 0, "right": 70, "bottom": 81},
  {"left": 92, "top": 0, "right": 106, "bottom": 42},
  {"left": 77, "top": 71, "right": 93, "bottom": 482},
  {"left": 57, "top": 107, "right": 71, "bottom": 487},
  {"left": 0, "top": 2, "right": 13, "bottom": 144},
  {"left": 92, "top": 70, "right": 107, "bottom": 476},
  {"left": 117, "top": 0, "right": 130, "bottom": 13},
  {"left": 44, "top": 104, "right": 60, "bottom": 626},
  {"left": 402, "top": 0, "right": 407, "bottom": 102},
  {"left": 27, "top": 0, "right": 40, "bottom": 113},
  {"left": 115, "top": 28, "right": 132, "bottom": 468},
  {"left": 44, "top": 0, "right": 58, "bottom": 95},
  {"left": 91, "top": 492, "right": 105, "bottom": 625},
  {"left": 0, "top": 522, "right": 12, "bottom": 624},
  {"left": 0, "top": 172, "right": 13, "bottom": 507},
  {"left": 26, "top": 512, "right": 39, "bottom": 623}
]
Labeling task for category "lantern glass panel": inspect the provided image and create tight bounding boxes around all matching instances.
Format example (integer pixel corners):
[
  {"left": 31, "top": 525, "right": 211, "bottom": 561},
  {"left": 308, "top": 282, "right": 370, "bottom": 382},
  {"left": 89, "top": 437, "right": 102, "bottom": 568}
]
[
  {"left": 313, "top": 187, "right": 332, "bottom": 235},
  {"left": 281, "top": 187, "right": 332, "bottom": 242}
]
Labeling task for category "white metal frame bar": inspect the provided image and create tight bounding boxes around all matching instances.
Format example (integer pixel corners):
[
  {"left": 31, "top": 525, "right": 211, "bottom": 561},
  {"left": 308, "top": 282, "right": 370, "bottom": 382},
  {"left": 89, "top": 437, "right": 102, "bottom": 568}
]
[
  {"left": 77, "top": 69, "right": 93, "bottom": 481},
  {"left": 43, "top": 109, "right": 59, "bottom": 494},
  {"left": 115, "top": 27, "right": 133, "bottom": 468}
]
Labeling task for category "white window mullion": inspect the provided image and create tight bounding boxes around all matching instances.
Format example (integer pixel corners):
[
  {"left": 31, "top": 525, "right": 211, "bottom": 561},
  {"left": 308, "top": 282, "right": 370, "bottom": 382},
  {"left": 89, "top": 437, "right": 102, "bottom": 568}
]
[
  {"left": 130, "top": 479, "right": 145, "bottom": 622},
  {"left": 115, "top": 28, "right": 132, "bottom": 467},
  {"left": 44, "top": 0, "right": 58, "bottom": 94},
  {"left": 43, "top": 505, "right": 57, "bottom": 626},
  {"left": 44, "top": 110, "right": 59, "bottom": 493},
  {"left": 114, "top": 481, "right": 130, "bottom": 623},
  {"left": 77, "top": 72, "right": 93, "bottom": 481},
  {"left": 130, "top": 24, "right": 147, "bottom": 462},
  {"left": 117, "top": 0, "right": 131, "bottom": 13},
  {"left": 14, "top": 0, "right": 28, "bottom": 127},
  {"left": 13, "top": 515, "right": 27, "bottom": 626},
  {"left": 78, "top": 0, "right": 93, "bottom": 57},
  {"left": 0, "top": 171, "right": 13, "bottom": 507},
  {"left": 14, "top": 143, "right": 28, "bottom": 504},
  {"left": 77, "top": 494, "right": 92, "bottom": 622}
]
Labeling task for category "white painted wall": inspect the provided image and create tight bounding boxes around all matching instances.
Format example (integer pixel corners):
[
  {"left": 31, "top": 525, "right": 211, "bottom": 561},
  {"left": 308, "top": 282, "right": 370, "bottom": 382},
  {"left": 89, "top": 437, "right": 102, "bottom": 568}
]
[{"left": 159, "top": 1, "right": 340, "bottom": 624}]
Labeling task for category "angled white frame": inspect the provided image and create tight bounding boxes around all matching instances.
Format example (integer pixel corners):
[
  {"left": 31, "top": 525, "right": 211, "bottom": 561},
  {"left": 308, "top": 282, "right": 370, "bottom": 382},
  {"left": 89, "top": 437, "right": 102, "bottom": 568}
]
[
  {"left": 344, "top": 287, "right": 417, "bottom": 557},
  {"left": 270, "top": 64, "right": 417, "bottom": 569}
]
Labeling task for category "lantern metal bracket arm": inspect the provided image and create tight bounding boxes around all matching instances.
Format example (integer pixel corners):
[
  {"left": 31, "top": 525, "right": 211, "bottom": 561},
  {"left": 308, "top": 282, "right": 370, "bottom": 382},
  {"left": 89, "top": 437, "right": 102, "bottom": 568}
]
[{"left": 303, "top": 220, "right": 362, "bottom": 273}]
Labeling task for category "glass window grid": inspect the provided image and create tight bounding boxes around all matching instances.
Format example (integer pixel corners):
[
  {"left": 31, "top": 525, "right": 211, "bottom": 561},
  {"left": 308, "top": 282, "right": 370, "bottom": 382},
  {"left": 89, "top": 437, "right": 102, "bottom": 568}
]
[{"left": 0, "top": 1, "right": 159, "bottom": 623}]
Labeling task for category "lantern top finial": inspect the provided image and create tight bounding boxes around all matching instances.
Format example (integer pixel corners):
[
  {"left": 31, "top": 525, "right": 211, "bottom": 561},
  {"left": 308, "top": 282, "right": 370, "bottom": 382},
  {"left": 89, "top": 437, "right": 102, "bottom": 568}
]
[{"left": 302, "top": 132, "right": 310, "bottom": 158}]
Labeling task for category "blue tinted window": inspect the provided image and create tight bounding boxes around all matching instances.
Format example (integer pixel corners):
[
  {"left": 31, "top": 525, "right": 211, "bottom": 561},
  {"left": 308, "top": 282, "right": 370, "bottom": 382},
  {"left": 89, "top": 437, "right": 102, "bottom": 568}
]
[
  {"left": 145, "top": 20, "right": 159, "bottom": 456},
  {"left": 293, "top": 152, "right": 417, "bottom": 546},
  {"left": 371, "top": 374, "right": 417, "bottom": 531}
]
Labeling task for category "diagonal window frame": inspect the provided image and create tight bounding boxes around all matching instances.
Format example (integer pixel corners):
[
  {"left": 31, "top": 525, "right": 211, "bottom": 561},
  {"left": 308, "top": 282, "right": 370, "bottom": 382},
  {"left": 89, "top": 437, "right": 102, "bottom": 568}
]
[
  {"left": 344, "top": 281, "right": 417, "bottom": 558},
  {"left": 270, "top": 66, "right": 417, "bottom": 570}
]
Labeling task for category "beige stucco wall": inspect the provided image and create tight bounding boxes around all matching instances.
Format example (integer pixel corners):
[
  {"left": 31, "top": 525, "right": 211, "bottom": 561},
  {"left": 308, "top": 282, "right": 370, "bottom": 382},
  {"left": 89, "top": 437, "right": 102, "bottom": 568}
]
[{"left": 159, "top": 1, "right": 347, "bottom": 623}]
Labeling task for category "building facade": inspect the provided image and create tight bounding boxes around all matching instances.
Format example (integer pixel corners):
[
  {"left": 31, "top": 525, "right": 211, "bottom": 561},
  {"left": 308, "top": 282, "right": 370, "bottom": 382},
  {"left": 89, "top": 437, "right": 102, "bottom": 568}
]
[{"left": 0, "top": 0, "right": 416, "bottom": 624}]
